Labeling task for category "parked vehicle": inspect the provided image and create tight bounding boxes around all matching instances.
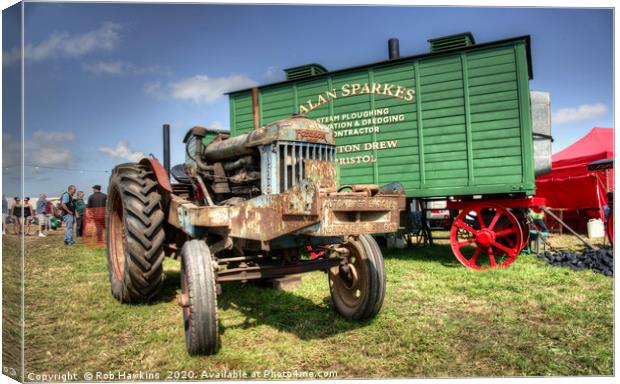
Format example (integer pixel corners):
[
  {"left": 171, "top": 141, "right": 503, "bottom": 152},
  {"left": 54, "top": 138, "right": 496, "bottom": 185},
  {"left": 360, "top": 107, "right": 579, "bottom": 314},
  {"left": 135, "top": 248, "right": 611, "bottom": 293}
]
[
  {"left": 105, "top": 115, "right": 405, "bottom": 355},
  {"left": 227, "top": 32, "right": 552, "bottom": 270},
  {"left": 425, "top": 200, "right": 451, "bottom": 230}
]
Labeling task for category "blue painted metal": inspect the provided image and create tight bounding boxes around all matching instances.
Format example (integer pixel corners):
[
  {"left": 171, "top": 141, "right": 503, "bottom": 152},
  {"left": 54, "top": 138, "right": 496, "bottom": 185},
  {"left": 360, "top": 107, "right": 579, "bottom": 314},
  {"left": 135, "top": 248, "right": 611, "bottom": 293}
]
[
  {"left": 177, "top": 205, "right": 195, "bottom": 237},
  {"left": 260, "top": 140, "right": 336, "bottom": 194}
]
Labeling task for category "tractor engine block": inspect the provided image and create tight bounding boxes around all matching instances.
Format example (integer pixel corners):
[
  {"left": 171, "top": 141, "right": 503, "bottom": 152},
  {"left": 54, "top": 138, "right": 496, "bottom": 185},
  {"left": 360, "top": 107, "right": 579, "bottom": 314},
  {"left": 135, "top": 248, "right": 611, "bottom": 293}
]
[{"left": 181, "top": 115, "right": 337, "bottom": 206}]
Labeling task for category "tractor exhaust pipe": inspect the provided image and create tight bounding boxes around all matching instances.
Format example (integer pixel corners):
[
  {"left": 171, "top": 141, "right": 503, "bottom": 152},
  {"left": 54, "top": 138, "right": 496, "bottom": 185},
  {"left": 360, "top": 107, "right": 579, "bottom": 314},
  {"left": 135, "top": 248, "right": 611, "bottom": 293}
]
[
  {"left": 388, "top": 38, "right": 400, "bottom": 60},
  {"left": 163, "top": 123, "right": 171, "bottom": 177}
]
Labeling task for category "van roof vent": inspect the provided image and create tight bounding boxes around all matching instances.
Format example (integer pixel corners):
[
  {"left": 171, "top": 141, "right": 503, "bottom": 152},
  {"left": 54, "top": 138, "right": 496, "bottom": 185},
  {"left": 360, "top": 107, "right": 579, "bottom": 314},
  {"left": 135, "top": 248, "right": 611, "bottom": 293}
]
[
  {"left": 428, "top": 32, "right": 476, "bottom": 53},
  {"left": 284, "top": 64, "right": 328, "bottom": 80}
]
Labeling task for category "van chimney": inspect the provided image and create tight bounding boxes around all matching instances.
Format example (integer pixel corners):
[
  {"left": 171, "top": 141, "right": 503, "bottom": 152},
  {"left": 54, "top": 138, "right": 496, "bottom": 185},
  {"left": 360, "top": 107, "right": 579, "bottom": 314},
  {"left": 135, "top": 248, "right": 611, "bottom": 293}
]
[{"left": 388, "top": 38, "right": 400, "bottom": 60}]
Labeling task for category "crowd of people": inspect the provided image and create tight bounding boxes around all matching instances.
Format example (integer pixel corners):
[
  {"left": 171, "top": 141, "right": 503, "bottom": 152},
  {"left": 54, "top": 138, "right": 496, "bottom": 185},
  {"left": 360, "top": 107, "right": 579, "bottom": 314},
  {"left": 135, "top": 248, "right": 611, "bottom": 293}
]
[{"left": 2, "top": 184, "right": 108, "bottom": 246}]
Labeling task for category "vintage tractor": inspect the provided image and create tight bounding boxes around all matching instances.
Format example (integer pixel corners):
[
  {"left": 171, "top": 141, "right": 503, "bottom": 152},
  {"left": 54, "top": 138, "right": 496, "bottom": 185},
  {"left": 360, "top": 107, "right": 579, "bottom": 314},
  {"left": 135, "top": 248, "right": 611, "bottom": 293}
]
[{"left": 105, "top": 115, "right": 405, "bottom": 355}]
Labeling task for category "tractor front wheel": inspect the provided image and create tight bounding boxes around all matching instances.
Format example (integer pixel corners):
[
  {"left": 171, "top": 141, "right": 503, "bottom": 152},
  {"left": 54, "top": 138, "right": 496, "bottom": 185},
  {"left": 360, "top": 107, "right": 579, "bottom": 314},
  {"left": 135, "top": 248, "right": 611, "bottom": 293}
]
[
  {"left": 180, "top": 240, "right": 219, "bottom": 355},
  {"left": 106, "top": 163, "right": 165, "bottom": 303},
  {"left": 329, "top": 234, "right": 386, "bottom": 320}
]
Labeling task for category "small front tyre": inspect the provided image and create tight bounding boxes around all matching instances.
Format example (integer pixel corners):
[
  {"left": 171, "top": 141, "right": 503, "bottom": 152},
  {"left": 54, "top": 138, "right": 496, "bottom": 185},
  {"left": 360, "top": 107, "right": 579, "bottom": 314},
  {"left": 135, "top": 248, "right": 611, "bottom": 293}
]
[
  {"left": 180, "top": 240, "right": 219, "bottom": 355},
  {"left": 329, "top": 234, "right": 386, "bottom": 320}
]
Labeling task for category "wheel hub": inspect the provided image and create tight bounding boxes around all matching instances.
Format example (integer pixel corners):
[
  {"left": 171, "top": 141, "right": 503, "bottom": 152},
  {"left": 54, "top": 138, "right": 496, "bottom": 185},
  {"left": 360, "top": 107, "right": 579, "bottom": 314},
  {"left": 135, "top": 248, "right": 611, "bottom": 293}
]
[
  {"left": 476, "top": 229, "right": 495, "bottom": 247},
  {"left": 339, "top": 263, "right": 359, "bottom": 289}
]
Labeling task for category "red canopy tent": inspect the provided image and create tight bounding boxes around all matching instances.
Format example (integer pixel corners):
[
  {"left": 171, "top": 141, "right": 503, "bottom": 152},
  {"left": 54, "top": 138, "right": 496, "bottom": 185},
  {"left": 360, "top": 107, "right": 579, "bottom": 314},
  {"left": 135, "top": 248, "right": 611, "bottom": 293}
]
[{"left": 536, "top": 127, "right": 614, "bottom": 230}]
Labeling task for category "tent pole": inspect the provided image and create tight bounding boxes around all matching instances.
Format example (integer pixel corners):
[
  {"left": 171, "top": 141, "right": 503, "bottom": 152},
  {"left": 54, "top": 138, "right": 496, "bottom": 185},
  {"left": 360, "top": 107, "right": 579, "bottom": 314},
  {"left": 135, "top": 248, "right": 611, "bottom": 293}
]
[
  {"left": 605, "top": 169, "right": 610, "bottom": 193},
  {"left": 543, "top": 207, "right": 599, "bottom": 250}
]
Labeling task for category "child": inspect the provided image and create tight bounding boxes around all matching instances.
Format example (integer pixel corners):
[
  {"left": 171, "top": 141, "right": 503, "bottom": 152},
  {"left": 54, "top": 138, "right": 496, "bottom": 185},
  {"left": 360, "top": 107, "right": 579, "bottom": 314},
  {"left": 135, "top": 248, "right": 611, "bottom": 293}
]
[
  {"left": 529, "top": 207, "right": 549, "bottom": 235},
  {"left": 36, "top": 193, "right": 48, "bottom": 237}
]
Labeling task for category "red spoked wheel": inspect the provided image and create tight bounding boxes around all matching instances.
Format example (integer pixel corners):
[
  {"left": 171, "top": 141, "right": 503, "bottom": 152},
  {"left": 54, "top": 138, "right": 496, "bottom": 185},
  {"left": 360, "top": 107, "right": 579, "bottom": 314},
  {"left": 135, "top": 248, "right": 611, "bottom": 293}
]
[{"left": 450, "top": 203, "right": 523, "bottom": 270}]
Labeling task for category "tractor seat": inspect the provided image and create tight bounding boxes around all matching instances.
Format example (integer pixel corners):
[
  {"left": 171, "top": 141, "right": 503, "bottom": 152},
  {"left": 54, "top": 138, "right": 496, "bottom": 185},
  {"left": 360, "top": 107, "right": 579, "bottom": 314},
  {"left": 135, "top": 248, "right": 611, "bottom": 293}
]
[{"left": 171, "top": 164, "right": 191, "bottom": 184}]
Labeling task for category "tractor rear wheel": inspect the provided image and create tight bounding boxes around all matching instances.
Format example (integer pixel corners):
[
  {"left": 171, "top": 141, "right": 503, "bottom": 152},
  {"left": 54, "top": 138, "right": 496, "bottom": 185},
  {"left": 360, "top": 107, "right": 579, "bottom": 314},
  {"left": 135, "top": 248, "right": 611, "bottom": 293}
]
[
  {"left": 106, "top": 163, "right": 166, "bottom": 303},
  {"left": 180, "top": 240, "right": 219, "bottom": 355},
  {"left": 329, "top": 235, "right": 386, "bottom": 320}
]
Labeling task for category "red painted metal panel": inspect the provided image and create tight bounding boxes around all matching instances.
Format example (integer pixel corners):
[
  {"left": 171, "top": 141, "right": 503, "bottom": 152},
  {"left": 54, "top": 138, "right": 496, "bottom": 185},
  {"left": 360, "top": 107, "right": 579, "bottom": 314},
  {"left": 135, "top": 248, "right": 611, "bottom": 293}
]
[
  {"left": 447, "top": 196, "right": 546, "bottom": 210},
  {"left": 139, "top": 158, "right": 172, "bottom": 193}
]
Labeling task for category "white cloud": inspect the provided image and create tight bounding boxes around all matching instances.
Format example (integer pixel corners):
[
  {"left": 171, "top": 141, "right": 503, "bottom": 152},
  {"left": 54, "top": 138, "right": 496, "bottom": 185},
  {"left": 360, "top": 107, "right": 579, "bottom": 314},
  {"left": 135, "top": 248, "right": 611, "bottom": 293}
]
[
  {"left": 144, "top": 81, "right": 165, "bottom": 99},
  {"left": 264, "top": 66, "right": 284, "bottom": 82},
  {"left": 2, "top": 134, "right": 21, "bottom": 172},
  {"left": 170, "top": 74, "right": 258, "bottom": 104},
  {"left": 3, "top": 47, "right": 21, "bottom": 66},
  {"left": 82, "top": 61, "right": 128, "bottom": 75},
  {"left": 32, "top": 130, "right": 76, "bottom": 141},
  {"left": 3, "top": 131, "right": 77, "bottom": 175},
  {"left": 82, "top": 60, "right": 172, "bottom": 76},
  {"left": 133, "top": 65, "right": 171, "bottom": 76},
  {"left": 207, "top": 121, "right": 226, "bottom": 131},
  {"left": 553, "top": 103, "right": 609, "bottom": 125},
  {"left": 28, "top": 130, "right": 76, "bottom": 167},
  {"left": 98, "top": 141, "right": 145, "bottom": 162},
  {"left": 3, "top": 22, "right": 122, "bottom": 66},
  {"left": 31, "top": 147, "right": 73, "bottom": 167}
]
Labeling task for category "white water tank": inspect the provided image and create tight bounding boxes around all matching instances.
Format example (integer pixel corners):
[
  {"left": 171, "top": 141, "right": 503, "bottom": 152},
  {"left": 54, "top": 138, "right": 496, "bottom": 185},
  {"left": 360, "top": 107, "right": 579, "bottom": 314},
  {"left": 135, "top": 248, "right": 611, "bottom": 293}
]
[{"left": 587, "top": 219, "right": 605, "bottom": 239}]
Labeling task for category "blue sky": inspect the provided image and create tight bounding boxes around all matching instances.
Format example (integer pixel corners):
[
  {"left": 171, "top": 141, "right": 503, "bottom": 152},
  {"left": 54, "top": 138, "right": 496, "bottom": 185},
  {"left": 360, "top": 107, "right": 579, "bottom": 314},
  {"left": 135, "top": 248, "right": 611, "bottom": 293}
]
[{"left": 1, "top": 4, "right": 614, "bottom": 198}]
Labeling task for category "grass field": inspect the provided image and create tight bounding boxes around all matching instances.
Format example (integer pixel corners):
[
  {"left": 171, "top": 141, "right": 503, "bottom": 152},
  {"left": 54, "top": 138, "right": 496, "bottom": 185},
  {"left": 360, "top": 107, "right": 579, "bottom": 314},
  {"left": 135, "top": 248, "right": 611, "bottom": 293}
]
[{"left": 4, "top": 230, "right": 613, "bottom": 379}]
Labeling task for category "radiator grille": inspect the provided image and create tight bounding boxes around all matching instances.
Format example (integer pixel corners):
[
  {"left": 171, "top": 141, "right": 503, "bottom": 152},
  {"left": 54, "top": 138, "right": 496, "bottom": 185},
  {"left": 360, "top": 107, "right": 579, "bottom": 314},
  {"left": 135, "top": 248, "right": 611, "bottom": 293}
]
[{"left": 277, "top": 141, "right": 336, "bottom": 192}]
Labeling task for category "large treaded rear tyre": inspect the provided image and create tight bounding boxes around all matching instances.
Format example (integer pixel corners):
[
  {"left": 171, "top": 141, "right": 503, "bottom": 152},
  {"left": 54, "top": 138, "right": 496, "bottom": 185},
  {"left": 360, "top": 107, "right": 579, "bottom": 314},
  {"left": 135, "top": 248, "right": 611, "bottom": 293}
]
[
  {"left": 180, "top": 240, "right": 219, "bottom": 355},
  {"left": 106, "top": 163, "right": 165, "bottom": 303},
  {"left": 329, "top": 234, "right": 386, "bottom": 320}
]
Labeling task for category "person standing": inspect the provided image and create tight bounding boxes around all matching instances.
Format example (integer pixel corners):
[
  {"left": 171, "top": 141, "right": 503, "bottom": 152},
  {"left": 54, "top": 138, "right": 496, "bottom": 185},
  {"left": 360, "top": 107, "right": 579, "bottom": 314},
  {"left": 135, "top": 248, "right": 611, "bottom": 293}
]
[
  {"left": 60, "top": 185, "right": 77, "bottom": 245},
  {"left": 36, "top": 193, "right": 48, "bottom": 237},
  {"left": 75, "top": 191, "right": 86, "bottom": 238},
  {"left": 2, "top": 194, "right": 7, "bottom": 235},
  {"left": 87, "top": 185, "right": 107, "bottom": 242},
  {"left": 23, "top": 197, "right": 35, "bottom": 235},
  {"left": 44, "top": 200, "right": 52, "bottom": 232},
  {"left": 529, "top": 207, "right": 549, "bottom": 235},
  {"left": 10, "top": 197, "right": 21, "bottom": 235}
]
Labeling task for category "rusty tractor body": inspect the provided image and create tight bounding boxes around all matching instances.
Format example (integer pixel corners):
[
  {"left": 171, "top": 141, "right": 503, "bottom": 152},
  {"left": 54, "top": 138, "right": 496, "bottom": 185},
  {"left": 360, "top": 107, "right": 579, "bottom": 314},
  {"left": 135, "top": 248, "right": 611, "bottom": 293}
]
[{"left": 106, "top": 115, "right": 405, "bottom": 355}]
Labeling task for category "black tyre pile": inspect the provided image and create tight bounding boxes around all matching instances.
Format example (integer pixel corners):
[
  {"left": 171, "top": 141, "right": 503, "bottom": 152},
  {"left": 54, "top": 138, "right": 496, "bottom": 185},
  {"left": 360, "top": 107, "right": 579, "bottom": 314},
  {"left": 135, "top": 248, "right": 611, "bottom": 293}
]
[{"left": 537, "top": 249, "right": 614, "bottom": 277}]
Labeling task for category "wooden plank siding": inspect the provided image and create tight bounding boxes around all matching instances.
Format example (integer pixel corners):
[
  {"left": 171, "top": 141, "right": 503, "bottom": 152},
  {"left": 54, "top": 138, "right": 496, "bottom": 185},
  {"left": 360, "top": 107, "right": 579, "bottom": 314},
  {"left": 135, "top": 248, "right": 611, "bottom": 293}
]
[{"left": 228, "top": 37, "right": 535, "bottom": 198}]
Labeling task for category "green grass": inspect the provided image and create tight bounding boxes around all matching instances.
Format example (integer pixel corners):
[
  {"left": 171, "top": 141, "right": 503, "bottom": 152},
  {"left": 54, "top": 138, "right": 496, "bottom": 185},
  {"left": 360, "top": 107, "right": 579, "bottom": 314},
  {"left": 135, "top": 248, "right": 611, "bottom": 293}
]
[
  {"left": 9, "top": 231, "right": 613, "bottom": 378},
  {"left": 2, "top": 234, "right": 22, "bottom": 380}
]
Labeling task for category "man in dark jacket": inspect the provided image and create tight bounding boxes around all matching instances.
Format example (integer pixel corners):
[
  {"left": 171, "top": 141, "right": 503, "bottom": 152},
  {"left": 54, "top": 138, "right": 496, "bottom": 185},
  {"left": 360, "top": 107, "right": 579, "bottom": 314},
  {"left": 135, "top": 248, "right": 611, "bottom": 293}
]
[
  {"left": 87, "top": 185, "right": 107, "bottom": 242},
  {"left": 87, "top": 185, "right": 107, "bottom": 208}
]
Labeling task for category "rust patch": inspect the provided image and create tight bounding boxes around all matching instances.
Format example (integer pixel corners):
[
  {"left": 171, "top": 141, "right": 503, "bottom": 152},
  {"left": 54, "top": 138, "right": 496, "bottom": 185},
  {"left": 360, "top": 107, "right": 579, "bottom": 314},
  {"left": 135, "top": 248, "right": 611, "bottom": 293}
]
[
  {"left": 304, "top": 159, "right": 336, "bottom": 189},
  {"left": 167, "top": 178, "right": 405, "bottom": 241},
  {"left": 296, "top": 129, "right": 327, "bottom": 143},
  {"left": 228, "top": 191, "right": 320, "bottom": 241},
  {"left": 317, "top": 195, "right": 401, "bottom": 236},
  {"left": 282, "top": 179, "right": 320, "bottom": 216},
  {"left": 190, "top": 206, "right": 230, "bottom": 227}
]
